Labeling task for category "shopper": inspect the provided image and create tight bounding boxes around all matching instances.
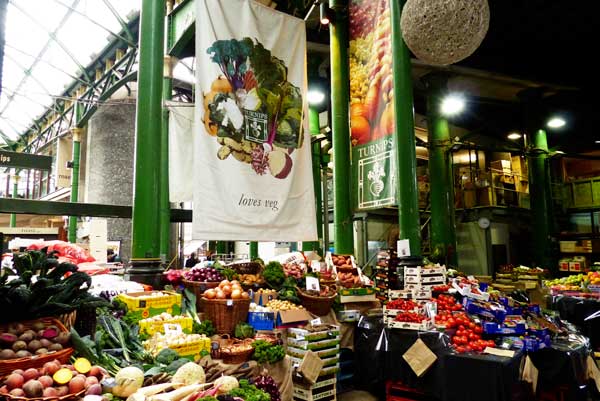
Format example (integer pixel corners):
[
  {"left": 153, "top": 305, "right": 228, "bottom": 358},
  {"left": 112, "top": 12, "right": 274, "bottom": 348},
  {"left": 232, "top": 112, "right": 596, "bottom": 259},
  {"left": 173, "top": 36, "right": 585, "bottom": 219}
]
[{"left": 185, "top": 252, "right": 199, "bottom": 268}]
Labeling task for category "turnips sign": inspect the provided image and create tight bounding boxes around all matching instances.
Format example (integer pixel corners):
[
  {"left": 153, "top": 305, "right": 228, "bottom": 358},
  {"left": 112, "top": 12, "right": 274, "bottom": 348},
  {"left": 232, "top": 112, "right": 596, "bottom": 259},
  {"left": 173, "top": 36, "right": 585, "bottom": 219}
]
[{"left": 192, "top": 0, "right": 317, "bottom": 242}]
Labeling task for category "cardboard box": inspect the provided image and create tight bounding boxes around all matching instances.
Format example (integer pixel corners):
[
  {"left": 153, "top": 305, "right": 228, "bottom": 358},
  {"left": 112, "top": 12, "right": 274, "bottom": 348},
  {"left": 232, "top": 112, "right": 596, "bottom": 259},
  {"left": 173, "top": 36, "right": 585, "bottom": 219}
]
[
  {"left": 511, "top": 156, "right": 528, "bottom": 176},
  {"left": 560, "top": 241, "right": 577, "bottom": 253},
  {"left": 293, "top": 386, "right": 336, "bottom": 401},
  {"left": 287, "top": 337, "right": 340, "bottom": 351},
  {"left": 288, "top": 325, "right": 340, "bottom": 341},
  {"left": 491, "top": 160, "right": 512, "bottom": 174},
  {"left": 339, "top": 293, "right": 377, "bottom": 303},
  {"left": 569, "top": 261, "right": 583, "bottom": 272},
  {"left": 385, "top": 319, "right": 433, "bottom": 331},
  {"left": 388, "top": 290, "right": 412, "bottom": 300},
  {"left": 165, "top": 336, "right": 211, "bottom": 360},
  {"left": 276, "top": 309, "right": 312, "bottom": 327},
  {"left": 404, "top": 265, "right": 447, "bottom": 276},
  {"left": 287, "top": 345, "right": 340, "bottom": 359},
  {"left": 251, "top": 290, "right": 278, "bottom": 306},
  {"left": 117, "top": 291, "right": 181, "bottom": 321},
  {"left": 558, "top": 259, "right": 570, "bottom": 272}
]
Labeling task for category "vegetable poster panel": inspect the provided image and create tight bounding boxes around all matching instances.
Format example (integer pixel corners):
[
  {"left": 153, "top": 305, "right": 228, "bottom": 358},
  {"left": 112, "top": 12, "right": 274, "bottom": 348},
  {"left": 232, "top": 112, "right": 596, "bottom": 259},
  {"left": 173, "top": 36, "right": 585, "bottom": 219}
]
[
  {"left": 193, "top": 0, "right": 317, "bottom": 241},
  {"left": 349, "top": 0, "right": 397, "bottom": 210}
]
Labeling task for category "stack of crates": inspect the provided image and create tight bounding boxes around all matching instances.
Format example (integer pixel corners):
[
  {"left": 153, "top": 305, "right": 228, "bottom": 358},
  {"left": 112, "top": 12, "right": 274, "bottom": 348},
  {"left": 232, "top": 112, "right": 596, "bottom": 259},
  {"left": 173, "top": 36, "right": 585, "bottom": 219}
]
[
  {"left": 403, "top": 265, "right": 446, "bottom": 293},
  {"left": 375, "top": 250, "right": 400, "bottom": 302},
  {"left": 287, "top": 325, "right": 340, "bottom": 401}
]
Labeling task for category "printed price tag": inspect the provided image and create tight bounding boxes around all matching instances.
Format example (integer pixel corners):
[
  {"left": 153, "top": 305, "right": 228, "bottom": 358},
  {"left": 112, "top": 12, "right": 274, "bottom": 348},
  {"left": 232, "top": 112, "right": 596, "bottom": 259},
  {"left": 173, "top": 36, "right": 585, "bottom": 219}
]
[
  {"left": 164, "top": 323, "right": 182, "bottom": 335},
  {"left": 397, "top": 239, "right": 411, "bottom": 257},
  {"left": 306, "top": 276, "right": 320, "bottom": 292},
  {"left": 310, "top": 318, "right": 322, "bottom": 326},
  {"left": 310, "top": 260, "right": 321, "bottom": 272}
]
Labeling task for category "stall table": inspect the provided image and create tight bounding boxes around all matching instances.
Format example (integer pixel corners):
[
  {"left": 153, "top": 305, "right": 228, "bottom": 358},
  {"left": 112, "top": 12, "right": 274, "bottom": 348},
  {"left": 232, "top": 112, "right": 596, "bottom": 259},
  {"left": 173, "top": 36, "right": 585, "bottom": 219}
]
[{"left": 354, "top": 316, "right": 591, "bottom": 401}]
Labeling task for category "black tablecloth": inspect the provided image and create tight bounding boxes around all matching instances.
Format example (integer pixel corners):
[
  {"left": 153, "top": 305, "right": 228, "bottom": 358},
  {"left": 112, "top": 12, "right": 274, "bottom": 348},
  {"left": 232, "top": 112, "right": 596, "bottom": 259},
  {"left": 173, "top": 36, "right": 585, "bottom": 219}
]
[
  {"left": 552, "top": 295, "right": 600, "bottom": 350},
  {"left": 354, "top": 316, "right": 591, "bottom": 401}
]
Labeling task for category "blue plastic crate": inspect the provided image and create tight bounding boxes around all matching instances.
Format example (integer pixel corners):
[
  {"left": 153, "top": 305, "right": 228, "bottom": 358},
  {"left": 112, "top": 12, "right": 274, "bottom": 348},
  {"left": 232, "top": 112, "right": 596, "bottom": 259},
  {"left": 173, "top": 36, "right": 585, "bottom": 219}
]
[
  {"left": 248, "top": 311, "right": 275, "bottom": 331},
  {"left": 483, "top": 322, "right": 526, "bottom": 335}
]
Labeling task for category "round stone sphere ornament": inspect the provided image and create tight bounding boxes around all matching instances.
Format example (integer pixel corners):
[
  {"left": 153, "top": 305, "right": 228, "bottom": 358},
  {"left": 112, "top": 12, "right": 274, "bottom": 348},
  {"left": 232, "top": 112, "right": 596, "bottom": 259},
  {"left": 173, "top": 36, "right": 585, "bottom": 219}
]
[{"left": 400, "top": 0, "right": 490, "bottom": 65}]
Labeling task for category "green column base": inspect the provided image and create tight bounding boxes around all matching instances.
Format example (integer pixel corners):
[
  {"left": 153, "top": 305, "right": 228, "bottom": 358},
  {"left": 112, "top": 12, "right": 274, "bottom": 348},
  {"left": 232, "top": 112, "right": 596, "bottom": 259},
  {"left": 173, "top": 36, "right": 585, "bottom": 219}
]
[{"left": 127, "top": 259, "right": 164, "bottom": 288}]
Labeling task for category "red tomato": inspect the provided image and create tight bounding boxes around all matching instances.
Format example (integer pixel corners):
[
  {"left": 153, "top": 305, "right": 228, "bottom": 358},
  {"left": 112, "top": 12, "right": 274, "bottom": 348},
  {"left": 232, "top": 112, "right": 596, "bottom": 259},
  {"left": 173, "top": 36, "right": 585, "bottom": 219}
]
[
  {"left": 468, "top": 322, "right": 476, "bottom": 329},
  {"left": 456, "top": 346, "right": 466, "bottom": 353},
  {"left": 447, "top": 318, "right": 456, "bottom": 327},
  {"left": 474, "top": 326, "right": 483, "bottom": 334},
  {"left": 458, "top": 325, "right": 465, "bottom": 331}
]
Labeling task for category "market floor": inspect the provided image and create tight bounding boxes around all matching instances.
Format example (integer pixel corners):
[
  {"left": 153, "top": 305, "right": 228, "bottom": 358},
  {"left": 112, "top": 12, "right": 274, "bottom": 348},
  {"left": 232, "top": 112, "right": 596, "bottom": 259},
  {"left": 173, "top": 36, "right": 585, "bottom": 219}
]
[{"left": 338, "top": 390, "right": 380, "bottom": 401}]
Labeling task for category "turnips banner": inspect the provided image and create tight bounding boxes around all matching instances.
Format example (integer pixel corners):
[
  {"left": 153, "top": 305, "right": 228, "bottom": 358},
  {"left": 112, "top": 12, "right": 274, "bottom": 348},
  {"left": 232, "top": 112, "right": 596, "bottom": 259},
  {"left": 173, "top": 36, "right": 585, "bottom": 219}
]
[{"left": 193, "top": 0, "right": 317, "bottom": 241}]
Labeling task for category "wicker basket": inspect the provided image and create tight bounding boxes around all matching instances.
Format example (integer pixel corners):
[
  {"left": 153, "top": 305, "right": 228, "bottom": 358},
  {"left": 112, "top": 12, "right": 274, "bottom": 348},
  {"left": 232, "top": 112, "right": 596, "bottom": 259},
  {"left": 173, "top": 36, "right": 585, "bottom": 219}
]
[
  {"left": 220, "top": 339, "right": 254, "bottom": 364},
  {"left": 297, "top": 288, "right": 337, "bottom": 316},
  {"left": 183, "top": 280, "right": 220, "bottom": 311},
  {"left": 4, "top": 387, "right": 86, "bottom": 401},
  {"left": 229, "top": 262, "right": 262, "bottom": 275},
  {"left": 0, "top": 317, "right": 74, "bottom": 376},
  {"left": 200, "top": 298, "right": 250, "bottom": 335}
]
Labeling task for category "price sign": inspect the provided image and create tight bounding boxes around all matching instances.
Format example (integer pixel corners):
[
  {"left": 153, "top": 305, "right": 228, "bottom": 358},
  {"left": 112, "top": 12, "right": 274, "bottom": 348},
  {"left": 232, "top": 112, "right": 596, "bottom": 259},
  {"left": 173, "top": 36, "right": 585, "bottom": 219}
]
[
  {"left": 310, "top": 318, "right": 322, "bottom": 326},
  {"left": 164, "top": 323, "right": 183, "bottom": 335},
  {"left": 306, "top": 276, "right": 320, "bottom": 292}
]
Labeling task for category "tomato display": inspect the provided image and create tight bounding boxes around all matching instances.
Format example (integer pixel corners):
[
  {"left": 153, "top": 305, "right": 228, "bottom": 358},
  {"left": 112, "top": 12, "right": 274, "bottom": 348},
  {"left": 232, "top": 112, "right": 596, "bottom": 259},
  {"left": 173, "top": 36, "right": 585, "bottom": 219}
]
[
  {"left": 387, "top": 299, "right": 418, "bottom": 310},
  {"left": 394, "top": 312, "right": 428, "bottom": 323},
  {"left": 433, "top": 294, "right": 463, "bottom": 313}
]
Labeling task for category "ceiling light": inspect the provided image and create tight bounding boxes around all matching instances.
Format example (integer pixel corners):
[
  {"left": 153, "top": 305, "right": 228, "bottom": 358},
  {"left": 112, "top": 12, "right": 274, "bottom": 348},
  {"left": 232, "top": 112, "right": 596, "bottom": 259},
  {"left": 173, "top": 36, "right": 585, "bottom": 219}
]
[
  {"left": 595, "top": 140, "right": 600, "bottom": 144},
  {"left": 320, "top": 2, "right": 331, "bottom": 25},
  {"left": 547, "top": 117, "right": 566, "bottom": 129},
  {"left": 507, "top": 132, "right": 521, "bottom": 140},
  {"left": 440, "top": 95, "right": 465, "bottom": 116},
  {"left": 555, "top": 150, "right": 564, "bottom": 154},
  {"left": 307, "top": 89, "right": 325, "bottom": 105}
]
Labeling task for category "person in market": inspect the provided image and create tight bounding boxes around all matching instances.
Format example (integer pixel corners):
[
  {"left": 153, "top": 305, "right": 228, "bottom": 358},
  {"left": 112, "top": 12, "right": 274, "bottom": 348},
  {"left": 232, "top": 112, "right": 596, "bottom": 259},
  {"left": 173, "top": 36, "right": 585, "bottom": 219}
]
[
  {"left": 185, "top": 252, "right": 199, "bottom": 268},
  {"left": 107, "top": 248, "right": 116, "bottom": 263}
]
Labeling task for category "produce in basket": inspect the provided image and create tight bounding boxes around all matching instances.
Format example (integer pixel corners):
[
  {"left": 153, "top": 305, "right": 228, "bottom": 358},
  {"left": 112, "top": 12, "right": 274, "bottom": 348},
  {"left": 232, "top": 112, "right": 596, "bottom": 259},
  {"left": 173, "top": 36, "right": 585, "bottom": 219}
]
[
  {"left": 0, "top": 358, "right": 104, "bottom": 398},
  {"left": 263, "top": 262, "right": 285, "bottom": 289},
  {"left": 265, "top": 299, "right": 303, "bottom": 311},
  {"left": 331, "top": 254, "right": 353, "bottom": 269},
  {"left": 184, "top": 267, "right": 224, "bottom": 282},
  {"left": 299, "top": 285, "right": 336, "bottom": 298},
  {"left": 283, "top": 262, "right": 305, "bottom": 279},
  {"left": 202, "top": 280, "right": 250, "bottom": 300},
  {"left": 142, "top": 332, "right": 210, "bottom": 356},
  {"left": 0, "top": 319, "right": 71, "bottom": 361}
]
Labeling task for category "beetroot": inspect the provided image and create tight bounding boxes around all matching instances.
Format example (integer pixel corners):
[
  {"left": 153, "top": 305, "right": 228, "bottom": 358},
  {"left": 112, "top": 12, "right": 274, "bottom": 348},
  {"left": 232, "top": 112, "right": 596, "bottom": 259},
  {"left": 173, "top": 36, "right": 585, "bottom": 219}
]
[
  {"left": 0, "top": 333, "right": 17, "bottom": 345},
  {"left": 42, "top": 326, "right": 59, "bottom": 339}
]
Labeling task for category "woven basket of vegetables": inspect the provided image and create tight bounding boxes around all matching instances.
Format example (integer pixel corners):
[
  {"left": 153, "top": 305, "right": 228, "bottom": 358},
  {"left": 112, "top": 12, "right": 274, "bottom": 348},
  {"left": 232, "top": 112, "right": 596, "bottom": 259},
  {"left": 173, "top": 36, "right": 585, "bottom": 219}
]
[
  {"left": 229, "top": 262, "right": 262, "bottom": 275},
  {"left": 220, "top": 339, "right": 254, "bottom": 364},
  {"left": 0, "top": 318, "right": 73, "bottom": 376},
  {"left": 297, "top": 286, "right": 337, "bottom": 316},
  {"left": 200, "top": 299, "right": 251, "bottom": 335}
]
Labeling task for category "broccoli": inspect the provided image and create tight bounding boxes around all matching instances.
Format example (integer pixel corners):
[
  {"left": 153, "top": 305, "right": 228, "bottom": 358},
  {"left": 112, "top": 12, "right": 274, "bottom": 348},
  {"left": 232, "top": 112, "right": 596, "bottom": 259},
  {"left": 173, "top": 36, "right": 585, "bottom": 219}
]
[
  {"left": 155, "top": 348, "right": 180, "bottom": 365},
  {"left": 166, "top": 358, "right": 190, "bottom": 374}
]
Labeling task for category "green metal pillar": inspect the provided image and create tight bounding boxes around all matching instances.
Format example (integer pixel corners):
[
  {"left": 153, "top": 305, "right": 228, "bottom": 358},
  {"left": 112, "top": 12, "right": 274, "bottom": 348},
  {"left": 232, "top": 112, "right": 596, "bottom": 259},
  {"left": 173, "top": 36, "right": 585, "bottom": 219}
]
[
  {"left": 329, "top": 0, "right": 354, "bottom": 255},
  {"left": 68, "top": 101, "right": 83, "bottom": 243},
  {"left": 302, "top": 106, "right": 324, "bottom": 254},
  {"left": 160, "top": 54, "right": 173, "bottom": 261},
  {"left": 9, "top": 172, "right": 18, "bottom": 227},
  {"left": 390, "top": 0, "right": 421, "bottom": 256},
  {"left": 216, "top": 241, "right": 227, "bottom": 255},
  {"left": 423, "top": 75, "right": 457, "bottom": 265},
  {"left": 130, "top": 0, "right": 165, "bottom": 282},
  {"left": 249, "top": 242, "right": 258, "bottom": 259},
  {"left": 528, "top": 129, "right": 554, "bottom": 268}
]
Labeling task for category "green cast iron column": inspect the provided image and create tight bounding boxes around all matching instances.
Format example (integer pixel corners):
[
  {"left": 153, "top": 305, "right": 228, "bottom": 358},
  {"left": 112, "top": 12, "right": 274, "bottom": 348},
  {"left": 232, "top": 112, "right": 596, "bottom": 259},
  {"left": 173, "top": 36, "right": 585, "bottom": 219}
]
[
  {"left": 390, "top": 0, "right": 421, "bottom": 255},
  {"left": 68, "top": 101, "right": 83, "bottom": 243},
  {"left": 424, "top": 75, "right": 457, "bottom": 265},
  {"left": 330, "top": 0, "right": 354, "bottom": 255},
  {"left": 9, "top": 172, "right": 18, "bottom": 227},
  {"left": 130, "top": 0, "right": 164, "bottom": 270},
  {"left": 302, "top": 106, "right": 324, "bottom": 253},
  {"left": 528, "top": 129, "right": 553, "bottom": 268},
  {"left": 249, "top": 242, "right": 258, "bottom": 259},
  {"left": 216, "top": 241, "right": 227, "bottom": 255},
  {"left": 160, "top": 55, "right": 173, "bottom": 261}
]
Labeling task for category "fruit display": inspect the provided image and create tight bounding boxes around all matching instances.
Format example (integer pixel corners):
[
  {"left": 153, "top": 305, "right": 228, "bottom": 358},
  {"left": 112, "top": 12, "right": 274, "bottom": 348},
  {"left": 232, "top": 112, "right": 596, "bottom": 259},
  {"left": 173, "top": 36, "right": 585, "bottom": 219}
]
[
  {"left": 394, "top": 312, "right": 428, "bottom": 323},
  {"left": 330, "top": 254, "right": 354, "bottom": 270},
  {"left": 202, "top": 280, "right": 250, "bottom": 300},
  {"left": 265, "top": 299, "right": 303, "bottom": 311},
  {"left": 0, "top": 320, "right": 70, "bottom": 361},
  {"left": 386, "top": 299, "right": 419, "bottom": 310},
  {"left": 0, "top": 358, "right": 103, "bottom": 398},
  {"left": 238, "top": 273, "right": 265, "bottom": 287},
  {"left": 433, "top": 294, "right": 463, "bottom": 312},
  {"left": 283, "top": 262, "right": 305, "bottom": 279},
  {"left": 432, "top": 284, "right": 451, "bottom": 292},
  {"left": 543, "top": 273, "right": 599, "bottom": 291},
  {"left": 184, "top": 266, "right": 224, "bottom": 282}
]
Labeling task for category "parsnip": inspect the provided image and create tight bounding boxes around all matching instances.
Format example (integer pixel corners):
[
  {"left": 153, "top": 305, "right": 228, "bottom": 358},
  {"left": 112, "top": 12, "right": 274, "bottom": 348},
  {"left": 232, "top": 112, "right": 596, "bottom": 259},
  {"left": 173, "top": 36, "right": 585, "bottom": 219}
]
[{"left": 148, "top": 384, "right": 205, "bottom": 401}]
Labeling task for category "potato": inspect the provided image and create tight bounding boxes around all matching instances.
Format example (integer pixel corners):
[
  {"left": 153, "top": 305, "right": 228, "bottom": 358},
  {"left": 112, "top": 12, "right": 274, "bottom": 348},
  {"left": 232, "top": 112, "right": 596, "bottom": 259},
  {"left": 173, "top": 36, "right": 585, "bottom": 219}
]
[
  {"left": 5, "top": 373, "right": 24, "bottom": 390},
  {"left": 43, "top": 387, "right": 58, "bottom": 397},
  {"left": 69, "top": 376, "right": 86, "bottom": 394},
  {"left": 85, "top": 384, "right": 102, "bottom": 396}
]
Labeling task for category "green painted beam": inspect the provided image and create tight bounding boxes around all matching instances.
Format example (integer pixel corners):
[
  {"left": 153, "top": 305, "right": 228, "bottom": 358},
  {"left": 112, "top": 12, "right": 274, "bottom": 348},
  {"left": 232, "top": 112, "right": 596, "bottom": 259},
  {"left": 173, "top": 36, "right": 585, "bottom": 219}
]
[
  {"left": 160, "top": 56, "right": 173, "bottom": 259},
  {"left": 168, "top": 0, "right": 195, "bottom": 58},
  {"left": 330, "top": 0, "right": 354, "bottom": 255},
  {"left": 302, "top": 106, "right": 323, "bottom": 253},
  {"left": 9, "top": 172, "right": 17, "bottom": 227},
  {"left": 390, "top": 0, "right": 421, "bottom": 256},
  {"left": 423, "top": 74, "right": 457, "bottom": 265},
  {"left": 528, "top": 129, "right": 554, "bottom": 269},
  {"left": 249, "top": 242, "right": 258, "bottom": 259},
  {"left": 68, "top": 101, "right": 84, "bottom": 243},
  {"left": 130, "top": 0, "right": 165, "bottom": 261}
]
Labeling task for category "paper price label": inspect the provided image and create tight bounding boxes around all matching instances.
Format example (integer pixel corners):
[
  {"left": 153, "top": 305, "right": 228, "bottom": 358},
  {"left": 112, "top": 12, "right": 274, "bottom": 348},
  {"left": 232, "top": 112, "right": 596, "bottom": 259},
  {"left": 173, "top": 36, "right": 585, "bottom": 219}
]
[
  {"left": 311, "top": 260, "right": 321, "bottom": 272},
  {"left": 306, "top": 276, "right": 320, "bottom": 292},
  {"left": 397, "top": 239, "right": 411, "bottom": 257},
  {"left": 310, "top": 318, "right": 322, "bottom": 326},
  {"left": 164, "top": 323, "right": 183, "bottom": 335}
]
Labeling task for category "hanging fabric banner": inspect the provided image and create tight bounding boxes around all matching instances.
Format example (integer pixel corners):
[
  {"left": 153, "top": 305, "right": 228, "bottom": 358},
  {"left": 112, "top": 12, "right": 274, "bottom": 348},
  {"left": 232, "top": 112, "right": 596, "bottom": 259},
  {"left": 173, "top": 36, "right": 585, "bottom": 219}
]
[
  {"left": 349, "top": 0, "right": 397, "bottom": 210},
  {"left": 167, "top": 101, "right": 194, "bottom": 203},
  {"left": 193, "top": 0, "right": 317, "bottom": 241}
]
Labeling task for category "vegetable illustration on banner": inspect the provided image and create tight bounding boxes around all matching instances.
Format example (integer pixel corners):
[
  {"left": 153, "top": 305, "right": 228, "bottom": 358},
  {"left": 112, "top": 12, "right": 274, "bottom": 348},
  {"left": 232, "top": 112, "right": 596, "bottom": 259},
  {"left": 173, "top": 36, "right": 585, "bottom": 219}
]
[
  {"left": 202, "top": 38, "right": 303, "bottom": 180},
  {"left": 193, "top": 0, "right": 317, "bottom": 242},
  {"left": 350, "top": 0, "right": 397, "bottom": 210}
]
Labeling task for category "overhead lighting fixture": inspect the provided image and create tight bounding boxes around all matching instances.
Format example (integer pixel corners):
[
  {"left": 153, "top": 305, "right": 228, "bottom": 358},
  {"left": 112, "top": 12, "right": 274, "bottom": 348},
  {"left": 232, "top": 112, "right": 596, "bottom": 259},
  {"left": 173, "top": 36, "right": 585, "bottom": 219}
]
[
  {"left": 595, "top": 140, "right": 600, "bottom": 144},
  {"left": 507, "top": 132, "right": 522, "bottom": 140},
  {"left": 440, "top": 95, "right": 465, "bottom": 116},
  {"left": 555, "top": 150, "right": 565, "bottom": 154},
  {"left": 307, "top": 89, "right": 325, "bottom": 105},
  {"left": 547, "top": 117, "right": 566, "bottom": 129},
  {"left": 320, "top": 2, "right": 332, "bottom": 25}
]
